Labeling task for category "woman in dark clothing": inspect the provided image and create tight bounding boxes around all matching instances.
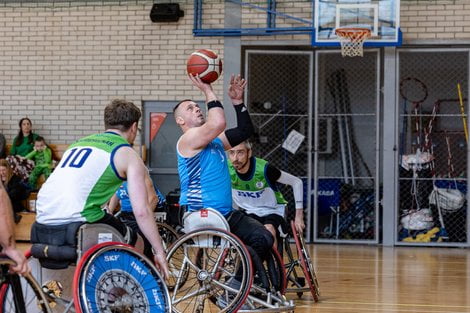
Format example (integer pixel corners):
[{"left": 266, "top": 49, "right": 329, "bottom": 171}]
[{"left": 0, "top": 159, "right": 30, "bottom": 222}]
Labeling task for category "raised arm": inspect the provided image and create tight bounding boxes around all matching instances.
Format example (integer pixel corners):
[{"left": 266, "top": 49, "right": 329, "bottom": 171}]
[
  {"left": 177, "top": 75, "right": 226, "bottom": 157},
  {"left": 219, "top": 74, "right": 254, "bottom": 150}
]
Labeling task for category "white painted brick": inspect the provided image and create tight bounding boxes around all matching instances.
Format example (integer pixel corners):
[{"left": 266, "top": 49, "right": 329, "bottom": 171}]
[{"left": 0, "top": 1, "right": 468, "bottom": 143}]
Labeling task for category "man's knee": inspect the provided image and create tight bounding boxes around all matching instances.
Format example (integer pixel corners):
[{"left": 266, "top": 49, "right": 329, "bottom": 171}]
[{"left": 250, "top": 227, "right": 274, "bottom": 257}]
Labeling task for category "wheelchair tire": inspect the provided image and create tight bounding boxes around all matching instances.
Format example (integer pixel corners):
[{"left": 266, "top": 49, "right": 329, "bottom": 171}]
[
  {"left": 283, "top": 233, "right": 307, "bottom": 298},
  {"left": 0, "top": 257, "right": 52, "bottom": 313},
  {"left": 73, "top": 242, "right": 170, "bottom": 313},
  {"left": 166, "top": 228, "right": 253, "bottom": 313},
  {"left": 267, "top": 247, "right": 287, "bottom": 294},
  {"left": 291, "top": 221, "right": 320, "bottom": 302}
]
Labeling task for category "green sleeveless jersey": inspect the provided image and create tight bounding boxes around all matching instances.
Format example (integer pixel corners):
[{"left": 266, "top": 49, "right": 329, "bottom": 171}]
[
  {"left": 229, "top": 157, "right": 287, "bottom": 217},
  {"left": 36, "top": 132, "right": 129, "bottom": 225}
]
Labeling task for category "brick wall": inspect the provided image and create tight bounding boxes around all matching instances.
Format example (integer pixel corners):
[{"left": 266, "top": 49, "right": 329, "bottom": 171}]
[
  {"left": 238, "top": 0, "right": 470, "bottom": 43},
  {"left": 401, "top": 0, "right": 470, "bottom": 41},
  {"left": 1, "top": 0, "right": 470, "bottom": 145},
  {"left": 0, "top": 0, "right": 223, "bottom": 145}
]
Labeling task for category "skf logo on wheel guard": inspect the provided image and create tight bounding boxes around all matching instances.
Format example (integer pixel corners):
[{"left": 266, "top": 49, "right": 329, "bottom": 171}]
[
  {"left": 104, "top": 254, "right": 120, "bottom": 262},
  {"left": 236, "top": 189, "right": 265, "bottom": 198}
]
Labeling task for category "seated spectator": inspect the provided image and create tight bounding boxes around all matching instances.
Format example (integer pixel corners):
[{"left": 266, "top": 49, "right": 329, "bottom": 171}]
[
  {"left": 0, "top": 159, "right": 31, "bottom": 223},
  {"left": 25, "top": 136, "right": 53, "bottom": 190},
  {"left": 7, "top": 117, "right": 39, "bottom": 181}
]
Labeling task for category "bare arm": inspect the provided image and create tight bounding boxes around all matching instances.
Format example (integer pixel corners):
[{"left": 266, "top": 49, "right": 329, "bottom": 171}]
[
  {"left": 0, "top": 184, "right": 30, "bottom": 275},
  {"left": 145, "top": 175, "right": 158, "bottom": 211},
  {"left": 114, "top": 147, "right": 169, "bottom": 278},
  {"left": 107, "top": 193, "right": 120, "bottom": 215},
  {"left": 178, "top": 75, "right": 226, "bottom": 157}
]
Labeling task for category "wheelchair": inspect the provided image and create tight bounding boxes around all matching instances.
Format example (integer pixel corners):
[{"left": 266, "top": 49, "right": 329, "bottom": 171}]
[
  {"left": 166, "top": 208, "right": 295, "bottom": 313},
  {"left": 0, "top": 256, "right": 51, "bottom": 313},
  {"left": 0, "top": 222, "right": 171, "bottom": 313},
  {"left": 281, "top": 221, "right": 320, "bottom": 302}
]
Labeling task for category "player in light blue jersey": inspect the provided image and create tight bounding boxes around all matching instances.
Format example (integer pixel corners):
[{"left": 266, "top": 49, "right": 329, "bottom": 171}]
[{"left": 173, "top": 74, "right": 273, "bottom": 269}]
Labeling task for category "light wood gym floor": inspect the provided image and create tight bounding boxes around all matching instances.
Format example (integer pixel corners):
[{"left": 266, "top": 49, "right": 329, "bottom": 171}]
[
  {"left": 293, "top": 244, "right": 470, "bottom": 313},
  {"left": 18, "top": 242, "right": 470, "bottom": 312}
]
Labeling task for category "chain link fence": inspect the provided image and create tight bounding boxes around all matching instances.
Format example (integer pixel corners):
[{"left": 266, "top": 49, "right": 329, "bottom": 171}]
[
  {"left": 398, "top": 50, "right": 468, "bottom": 245},
  {"left": 245, "top": 51, "right": 311, "bottom": 230},
  {"left": 245, "top": 48, "right": 468, "bottom": 245},
  {"left": 314, "top": 51, "right": 379, "bottom": 243}
]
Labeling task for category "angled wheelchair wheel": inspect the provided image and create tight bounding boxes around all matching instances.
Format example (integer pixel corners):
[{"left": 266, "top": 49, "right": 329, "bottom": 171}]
[
  {"left": 73, "top": 242, "right": 170, "bottom": 313},
  {"left": 291, "top": 221, "right": 320, "bottom": 302},
  {"left": 283, "top": 237, "right": 306, "bottom": 298},
  {"left": 157, "top": 222, "right": 179, "bottom": 251},
  {"left": 0, "top": 257, "right": 51, "bottom": 313},
  {"left": 166, "top": 228, "right": 253, "bottom": 313},
  {"left": 267, "top": 247, "right": 287, "bottom": 295}
]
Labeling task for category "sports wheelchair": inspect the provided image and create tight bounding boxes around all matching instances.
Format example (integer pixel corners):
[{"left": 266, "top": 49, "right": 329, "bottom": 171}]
[
  {"left": 166, "top": 208, "right": 295, "bottom": 313},
  {"left": 281, "top": 221, "right": 320, "bottom": 302},
  {"left": 0, "top": 222, "right": 171, "bottom": 313}
]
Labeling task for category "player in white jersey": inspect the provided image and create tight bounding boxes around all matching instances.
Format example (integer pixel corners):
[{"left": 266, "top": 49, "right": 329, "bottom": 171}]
[{"left": 35, "top": 99, "right": 169, "bottom": 278}]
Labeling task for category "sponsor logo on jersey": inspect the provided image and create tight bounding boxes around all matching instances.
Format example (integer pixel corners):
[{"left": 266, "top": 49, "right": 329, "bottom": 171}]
[{"left": 236, "top": 190, "right": 265, "bottom": 198}]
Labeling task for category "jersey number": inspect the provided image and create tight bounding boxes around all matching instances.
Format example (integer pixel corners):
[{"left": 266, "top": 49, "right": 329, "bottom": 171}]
[{"left": 61, "top": 148, "right": 92, "bottom": 168}]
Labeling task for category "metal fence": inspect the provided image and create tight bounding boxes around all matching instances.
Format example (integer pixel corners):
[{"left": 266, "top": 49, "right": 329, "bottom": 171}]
[
  {"left": 397, "top": 49, "right": 469, "bottom": 245},
  {"left": 314, "top": 51, "right": 380, "bottom": 243},
  {"left": 245, "top": 50, "right": 312, "bottom": 236},
  {"left": 244, "top": 47, "right": 469, "bottom": 246}
]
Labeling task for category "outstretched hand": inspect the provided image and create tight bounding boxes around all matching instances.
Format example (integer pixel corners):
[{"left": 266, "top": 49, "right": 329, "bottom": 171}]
[{"left": 228, "top": 74, "right": 247, "bottom": 105}]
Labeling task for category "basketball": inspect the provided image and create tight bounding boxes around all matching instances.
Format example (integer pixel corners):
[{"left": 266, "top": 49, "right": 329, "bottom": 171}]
[{"left": 186, "top": 49, "right": 223, "bottom": 84}]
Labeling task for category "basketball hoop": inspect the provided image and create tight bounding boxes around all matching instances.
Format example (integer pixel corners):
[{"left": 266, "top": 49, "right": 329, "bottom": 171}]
[{"left": 335, "top": 27, "right": 371, "bottom": 57}]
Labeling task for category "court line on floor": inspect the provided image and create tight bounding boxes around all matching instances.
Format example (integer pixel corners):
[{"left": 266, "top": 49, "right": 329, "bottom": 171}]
[{"left": 304, "top": 300, "right": 470, "bottom": 309}]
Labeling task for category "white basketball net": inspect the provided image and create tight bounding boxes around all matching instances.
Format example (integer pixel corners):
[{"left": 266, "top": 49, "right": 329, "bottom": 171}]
[{"left": 335, "top": 28, "right": 371, "bottom": 57}]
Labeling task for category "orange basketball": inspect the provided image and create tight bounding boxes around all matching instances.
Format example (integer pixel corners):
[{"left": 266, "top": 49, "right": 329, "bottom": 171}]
[{"left": 186, "top": 49, "right": 223, "bottom": 84}]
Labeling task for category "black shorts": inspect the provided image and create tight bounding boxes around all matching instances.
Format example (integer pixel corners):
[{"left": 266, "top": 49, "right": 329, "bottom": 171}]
[
  {"left": 247, "top": 213, "right": 285, "bottom": 231},
  {"left": 96, "top": 212, "right": 138, "bottom": 245}
]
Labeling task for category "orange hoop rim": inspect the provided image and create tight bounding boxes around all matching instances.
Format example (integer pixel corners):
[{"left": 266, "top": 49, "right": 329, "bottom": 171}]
[{"left": 335, "top": 27, "right": 371, "bottom": 40}]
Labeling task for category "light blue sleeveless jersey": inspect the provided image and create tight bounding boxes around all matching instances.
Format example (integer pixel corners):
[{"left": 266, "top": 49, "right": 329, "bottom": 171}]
[
  {"left": 177, "top": 137, "right": 232, "bottom": 216},
  {"left": 116, "top": 181, "right": 167, "bottom": 213},
  {"left": 116, "top": 182, "right": 132, "bottom": 212}
]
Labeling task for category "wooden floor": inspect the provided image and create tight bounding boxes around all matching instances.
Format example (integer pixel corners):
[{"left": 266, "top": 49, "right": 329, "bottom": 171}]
[
  {"left": 17, "top": 242, "right": 470, "bottom": 313},
  {"left": 293, "top": 243, "right": 470, "bottom": 313}
]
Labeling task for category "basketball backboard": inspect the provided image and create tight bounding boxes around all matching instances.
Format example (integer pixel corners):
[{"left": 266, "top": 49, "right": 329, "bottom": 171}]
[{"left": 313, "top": 0, "right": 401, "bottom": 46}]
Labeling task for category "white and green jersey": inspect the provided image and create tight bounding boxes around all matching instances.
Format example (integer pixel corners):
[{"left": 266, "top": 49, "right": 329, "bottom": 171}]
[
  {"left": 229, "top": 158, "right": 287, "bottom": 217},
  {"left": 36, "top": 132, "right": 129, "bottom": 225}
]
